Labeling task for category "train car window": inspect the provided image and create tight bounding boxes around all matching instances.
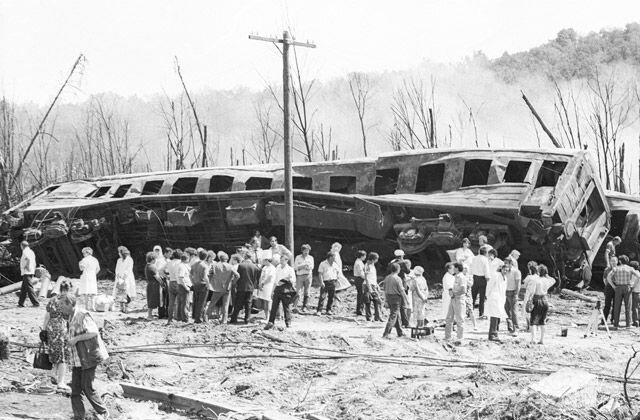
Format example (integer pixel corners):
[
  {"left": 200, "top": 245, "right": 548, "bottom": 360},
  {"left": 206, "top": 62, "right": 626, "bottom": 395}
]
[
  {"left": 461, "top": 159, "right": 492, "bottom": 187},
  {"left": 576, "top": 189, "right": 605, "bottom": 227},
  {"left": 141, "top": 180, "right": 164, "bottom": 195},
  {"left": 536, "top": 161, "right": 568, "bottom": 187},
  {"left": 85, "top": 186, "right": 111, "bottom": 198},
  {"left": 415, "top": 163, "right": 445, "bottom": 193},
  {"left": 172, "top": 177, "right": 199, "bottom": 194},
  {"left": 503, "top": 161, "right": 531, "bottom": 183},
  {"left": 374, "top": 168, "right": 399, "bottom": 195},
  {"left": 416, "top": 163, "right": 445, "bottom": 192},
  {"left": 112, "top": 184, "right": 131, "bottom": 198},
  {"left": 209, "top": 175, "right": 234, "bottom": 192},
  {"left": 330, "top": 176, "right": 357, "bottom": 194},
  {"left": 245, "top": 177, "right": 272, "bottom": 190},
  {"left": 293, "top": 176, "right": 313, "bottom": 190}
]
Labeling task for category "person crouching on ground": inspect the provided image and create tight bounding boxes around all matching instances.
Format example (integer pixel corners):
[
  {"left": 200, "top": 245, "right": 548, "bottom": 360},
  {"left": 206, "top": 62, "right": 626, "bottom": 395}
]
[
  {"left": 382, "top": 263, "right": 408, "bottom": 338},
  {"left": 363, "top": 252, "right": 383, "bottom": 322},
  {"left": 410, "top": 266, "right": 429, "bottom": 327},
  {"left": 63, "top": 294, "right": 110, "bottom": 420},
  {"left": 265, "top": 254, "right": 297, "bottom": 330},
  {"left": 444, "top": 262, "right": 467, "bottom": 343},
  {"left": 486, "top": 263, "right": 508, "bottom": 343}
]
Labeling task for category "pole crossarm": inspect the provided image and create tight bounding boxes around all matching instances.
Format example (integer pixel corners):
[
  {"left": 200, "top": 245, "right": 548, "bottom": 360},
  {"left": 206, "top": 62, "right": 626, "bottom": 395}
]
[{"left": 248, "top": 34, "right": 316, "bottom": 49}]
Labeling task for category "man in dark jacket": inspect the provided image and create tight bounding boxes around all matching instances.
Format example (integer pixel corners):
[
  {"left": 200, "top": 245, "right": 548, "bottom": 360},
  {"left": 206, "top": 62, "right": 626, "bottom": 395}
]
[{"left": 230, "top": 257, "right": 261, "bottom": 324}]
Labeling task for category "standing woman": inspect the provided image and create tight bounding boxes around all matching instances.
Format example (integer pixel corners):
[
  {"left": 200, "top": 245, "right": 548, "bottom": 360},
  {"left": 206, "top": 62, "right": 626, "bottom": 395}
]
[
  {"left": 114, "top": 246, "right": 136, "bottom": 313},
  {"left": 144, "top": 252, "right": 161, "bottom": 320},
  {"left": 42, "top": 279, "right": 72, "bottom": 391},
  {"left": 78, "top": 247, "right": 100, "bottom": 311},
  {"left": 441, "top": 263, "right": 456, "bottom": 320},
  {"left": 486, "top": 263, "right": 509, "bottom": 342},
  {"left": 528, "top": 264, "right": 556, "bottom": 344},
  {"left": 410, "top": 266, "right": 429, "bottom": 327},
  {"left": 256, "top": 256, "right": 277, "bottom": 321},
  {"left": 64, "top": 294, "right": 110, "bottom": 420},
  {"left": 332, "top": 242, "right": 351, "bottom": 292},
  {"left": 265, "top": 254, "right": 297, "bottom": 329}
]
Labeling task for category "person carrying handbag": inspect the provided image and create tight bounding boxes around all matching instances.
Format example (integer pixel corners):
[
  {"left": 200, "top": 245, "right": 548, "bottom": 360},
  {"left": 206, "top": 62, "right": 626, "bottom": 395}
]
[{"left": 60, "top": 294, "right": 110, "bottom": 420}]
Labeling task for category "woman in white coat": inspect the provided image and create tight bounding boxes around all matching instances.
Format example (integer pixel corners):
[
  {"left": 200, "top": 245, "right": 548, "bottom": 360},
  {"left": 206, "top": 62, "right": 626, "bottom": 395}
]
[
  {"left": 256, "top": 256, "right": 277, "bottom": 320},
  {"left": 78, "top": 247, "right": 100, "bottom": 311},
  {"left": 332, "top": 242, "right": 351, "bottom": 291},
  {"left": 441, "top": 263, "right": 456, "bottom": 320},
  {"left": 486, "top": 261, "right": 509, "bottom": 342},
  {"left": 114, "top": 246, "right": 136, "bottom": 313}
]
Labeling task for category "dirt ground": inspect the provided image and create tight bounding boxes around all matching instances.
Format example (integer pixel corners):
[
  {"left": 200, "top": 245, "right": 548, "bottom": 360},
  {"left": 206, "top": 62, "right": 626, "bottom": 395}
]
[{"left": 1, "top": 278, "right": 639, "bottom": 420}]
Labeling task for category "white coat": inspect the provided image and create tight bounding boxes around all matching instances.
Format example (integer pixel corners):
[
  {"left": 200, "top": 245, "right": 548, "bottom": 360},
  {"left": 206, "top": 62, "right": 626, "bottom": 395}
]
[
  {"left": 441, "top": 272, "right": 455, "bottom": 319},
  {"left": 485, "top": 271, "right": 508, "bottom": 319},
  {"left": 79, "top": 255, "right": 100, "bottom": 295},
  {"left": 115, "top": 256, "right": 137, "bottom": 299},
  {"left": 256, "top": 264, "right": 276, "bottom": 301}
]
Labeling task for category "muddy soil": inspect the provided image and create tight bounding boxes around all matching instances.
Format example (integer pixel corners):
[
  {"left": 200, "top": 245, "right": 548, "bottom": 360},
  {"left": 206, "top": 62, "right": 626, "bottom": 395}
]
[{"left": 1, "top": 279, "right": 638, "bottom": 420}]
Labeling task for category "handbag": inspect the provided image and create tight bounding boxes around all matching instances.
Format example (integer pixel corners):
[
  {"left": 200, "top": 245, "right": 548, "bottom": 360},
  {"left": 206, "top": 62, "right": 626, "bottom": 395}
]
[
  {"left": 525, "top": 298, "right": 534, "bottom": 313},
  {"left": 33, "top": 342, "right": 53, "bottom": 370}
]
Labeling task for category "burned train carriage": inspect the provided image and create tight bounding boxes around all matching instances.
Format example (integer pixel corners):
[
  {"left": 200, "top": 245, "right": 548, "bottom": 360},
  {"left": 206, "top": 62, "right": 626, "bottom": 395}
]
[{"left": 2, "top": 148, "right": 609, "bottom": 286}]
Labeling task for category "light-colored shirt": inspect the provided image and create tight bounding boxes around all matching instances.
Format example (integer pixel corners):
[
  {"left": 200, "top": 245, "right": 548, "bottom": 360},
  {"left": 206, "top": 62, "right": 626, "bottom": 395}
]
[
  {"left": 353, "top": 259, "right": 366, "bottom": 278},
  {"left": 608, "top": 265, "right": 640, "bottom": 287},
  {"left": 318, "top": 260, "right": 341, "bottom": 282},
  {"left": 470, "top": 254, "right": 490, "bottom": 278},
  {"left": 451, "top": 273, "right": 467, "bottom": 297},
  {"left": 364, "top": 263, "right": 377, "bottom": 286},
  {"left": 209, "top": 262, "right": 239, "bottom": 292},
  {"left": 411, "top": 274, "right": 429, "bottom": 301},
  {"left": 177, "top": 263, "right": 192, "bottom": 289},
  {"left": 68, "top": 308, "right": 99, "bottom": 368},
  {"left": 275, "top": 264, "right": 296, "bottom": 286},
  {"left": 455, "top": 247, "right": 474, "bottom": 266},
  {"left": 167, "top": 259, "right": 180, "bottom": 283},
  {"left": 531, "top": 275, "right": 556, "bottom": 295},
  {"left": 20, "top": 247, "right": 36, "bottom": 275},
  {"left": 294, "top": 254, "right": 314, "bottom": 276},
  {"left": 190, "top": 260, "right": 209, "bottom": 286},
  {"left": 505, "top": 268, "right": 522, "bottom": 292}
]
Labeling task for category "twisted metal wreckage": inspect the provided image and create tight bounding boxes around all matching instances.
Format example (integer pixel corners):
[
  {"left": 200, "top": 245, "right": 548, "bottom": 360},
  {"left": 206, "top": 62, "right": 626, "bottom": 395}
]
[{"left": 1, "top": 148, "right": 639, "bottom": 288}]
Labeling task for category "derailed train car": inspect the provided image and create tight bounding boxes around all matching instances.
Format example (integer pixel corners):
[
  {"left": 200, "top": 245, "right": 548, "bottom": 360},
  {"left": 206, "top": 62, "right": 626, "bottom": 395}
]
[{"left": 0, "top": 148, "right": 621, "bottom": 287}]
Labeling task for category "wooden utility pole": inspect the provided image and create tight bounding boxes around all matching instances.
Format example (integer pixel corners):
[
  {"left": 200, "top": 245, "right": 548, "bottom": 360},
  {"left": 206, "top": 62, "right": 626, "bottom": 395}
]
[{"left": 249, "top": 31, "right": 316, "bottom": 254}]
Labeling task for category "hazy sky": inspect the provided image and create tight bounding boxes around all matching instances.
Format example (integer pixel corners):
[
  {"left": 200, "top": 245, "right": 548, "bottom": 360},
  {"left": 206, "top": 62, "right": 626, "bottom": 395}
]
[{"left": 1, "top": 0, "right": 638, "bottom": 104}]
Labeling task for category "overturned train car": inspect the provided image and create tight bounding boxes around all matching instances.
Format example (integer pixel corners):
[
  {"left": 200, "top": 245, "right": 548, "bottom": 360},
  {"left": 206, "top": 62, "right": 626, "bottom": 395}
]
[{"left": 0, "top": 148, "right": 621, "bottom": 287}]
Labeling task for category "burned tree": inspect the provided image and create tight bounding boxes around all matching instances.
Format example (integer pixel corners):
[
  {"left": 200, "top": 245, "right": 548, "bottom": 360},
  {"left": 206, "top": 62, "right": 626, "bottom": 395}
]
[
  {"left": 348, "top": 72, "right": 373, "bottom": 157},
  {"left": 248, "top": 100, "right": 282, "bottom": 164},
  {"left": 389, "top": 77, "right": 438, "bottom": 150}
]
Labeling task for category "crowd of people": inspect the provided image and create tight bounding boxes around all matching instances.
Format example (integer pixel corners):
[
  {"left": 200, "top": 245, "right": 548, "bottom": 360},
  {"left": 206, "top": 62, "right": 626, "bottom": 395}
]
[{"left": 14, "top": 232, "right": 640, "bottom": 420}]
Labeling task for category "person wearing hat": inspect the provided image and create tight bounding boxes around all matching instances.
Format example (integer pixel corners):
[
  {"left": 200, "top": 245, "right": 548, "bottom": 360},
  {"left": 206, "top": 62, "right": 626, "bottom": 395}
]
[
  {"left": 293, "top": 244, "right": 314, "bottom": 313},
  {"left": 486, "top": 262, "right": 509, "bottom": 342},
  {"left": 388, "top": 249, "right": 411, "bottom": 327},
  {"left": 18, "top": 240, "right": 39, "bottom": 307}
]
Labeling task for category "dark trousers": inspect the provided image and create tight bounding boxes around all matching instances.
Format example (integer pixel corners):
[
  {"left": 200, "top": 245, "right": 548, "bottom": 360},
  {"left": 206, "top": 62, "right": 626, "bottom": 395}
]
[
  {"left": 317, "top": 280, "right": 337, "bottom": 313},
  {"left": 472, "top": 275, "right": 487, "bottom": 316},
  {"left": 71, "top": 366, "right": 108, "bottom": 419},
  {"left": 268, "top": 284, "right": 296, "bottom": 326},
  {"left": 383, "top": 295, "right": 404, "bottom": 337},
  {"left": 18, "top": 275, "right": 38, "bottom": 306},
  {"left": 603, "top": 284, "right": 615, "bottom": 322},
  {"left": 633, "top": 292, "right": 640, "bottom": 326},
  {"left": 504, "top": 290, "right": 519, "bottom": 332},
  {"left": 364, "top": 290, "right": 382, "bottom": 321},
  {"left": 354, "top": 277, "right": 365, "bottom": 315},
  {"left": 613, "top": 285, "right": 633, "bottom": 327},
  {"left": 400, "top": 300, "right": 409, "bottom": 327},
  {"left": 175, "top": 286, "right": 189, "bottom": 322},
  {"left": 231, "top": 290, "right": 253, "bottom": 323},
  {"left": 489, "top": 317, "right": 501, "bottom": 340},
  {"left": 167, "top": 282, "right": 178, "bottom": 321},
  {"left": 192, "top": 284, "right": 209, "bottom": 322}
]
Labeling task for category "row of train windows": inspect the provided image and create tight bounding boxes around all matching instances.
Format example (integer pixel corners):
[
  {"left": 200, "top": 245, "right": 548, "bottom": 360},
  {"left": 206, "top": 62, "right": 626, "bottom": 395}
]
[{"left": 85, "top": 160, "right": 567, "bottom": 198}]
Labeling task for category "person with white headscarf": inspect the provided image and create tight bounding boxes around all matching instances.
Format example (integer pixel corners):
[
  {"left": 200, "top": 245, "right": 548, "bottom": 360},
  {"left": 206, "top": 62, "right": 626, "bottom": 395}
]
[
  {"left": 410, "top": 266, "right": 429, "bottom": 327},
  {"left": 113, "top": 246, "right": 136, "bottom": 313},
  {"left": 78, "top": 247, "right": 100, "bottom": 311},
  {"left": 332, "top": 242, "right": 351, "bottom": 291}
]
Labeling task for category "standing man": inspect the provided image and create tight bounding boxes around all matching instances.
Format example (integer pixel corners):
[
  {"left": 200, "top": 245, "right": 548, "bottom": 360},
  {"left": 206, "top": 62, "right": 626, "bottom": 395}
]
[
  {"left": 207, "top": 251, "right": 239, "bottom": 323},
  {"left": 444, "top": 262, "right": 466, "bottom": 343},
  {"left": 231, "top": 256, "right": 261, "bottom": 324},
  {"left": 18, "top": 241, "right": 39, "bottom": 307},
  {"left": 602, "top": 256, "right": 618, "bottom": 323},
  {"left": 190, "top": 250, "right": 210, "bottom": 323},
  {"left": 504, "top": 255, "right": 522, "bottom": 335},
  {"left": 293, "top": 244, "right": 314, "bottom": 313},
  {"left": 470, "top": 245, "right": 491, "bottom": 318},
  {"left": 605, "top": 236, "right": 622, "bottom": 268},
  {"left": 382, "top": 263, "right": 408, "bottom": 338},
  {"left": 388, "top": 249, "right": 411, "bottom": 327},
  {"left": 353, "top": 250, "right": 367, "bottom": 316},
  {"left": 607, "top": 255, "right": 639, "bottom": 329},
  {"left": 269, "top": 236, "right": 293, "bottom": 262},
  {"left": 316, "top": 252, "right": 341, "bottom": 316}
]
